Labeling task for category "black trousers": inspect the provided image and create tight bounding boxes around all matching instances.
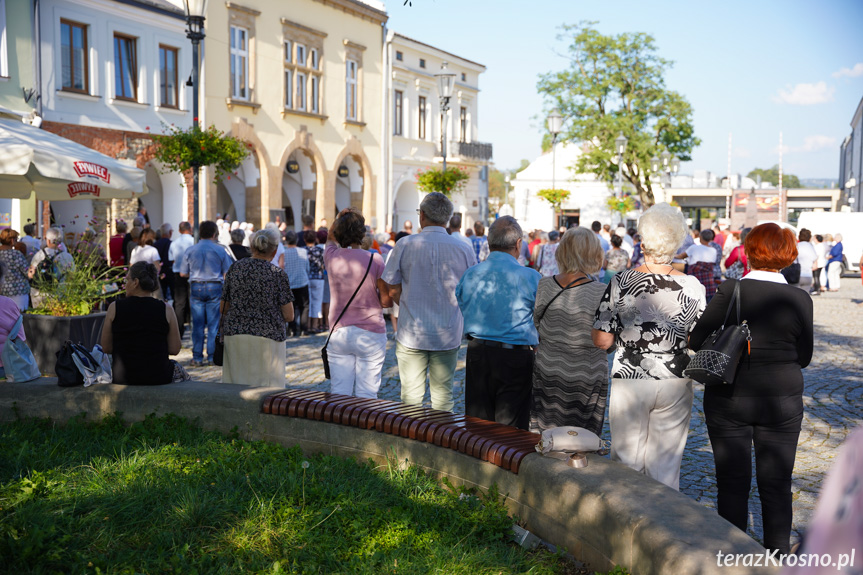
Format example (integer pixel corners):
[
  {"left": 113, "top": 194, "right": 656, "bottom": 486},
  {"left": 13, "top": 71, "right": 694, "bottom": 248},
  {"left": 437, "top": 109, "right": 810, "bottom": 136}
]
[
  {"left": 160, "top": 270, "right": 175, "bottom": 303},
  {"left": 703, "top": 391, "right": 803, "bottom": 554},
  {"left": 812, "top": 267, "right": 822, "bottom": 292},
  {"left": 465, "top": 340, "right": 534, "bottom": 430},
  {"left": 291, "top": 286, "right": 310, "bottom": 335},
  {"left": 173, "top": 276, "right": 190, "bottom": 338}
]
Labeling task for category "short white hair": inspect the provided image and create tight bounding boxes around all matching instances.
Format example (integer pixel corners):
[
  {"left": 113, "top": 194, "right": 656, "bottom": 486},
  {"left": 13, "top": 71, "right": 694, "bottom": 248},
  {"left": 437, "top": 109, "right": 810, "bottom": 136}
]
[
  {"left": 45, "top": 227, "right": 63, "bottom": 243},
  {"left": 637, "top": 203, "right": 688, "bottom": 264}
]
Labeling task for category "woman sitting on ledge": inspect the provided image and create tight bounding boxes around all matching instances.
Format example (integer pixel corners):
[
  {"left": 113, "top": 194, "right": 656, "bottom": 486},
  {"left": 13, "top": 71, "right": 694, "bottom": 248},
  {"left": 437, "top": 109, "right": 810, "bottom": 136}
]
[{"left": 100, "top": 262, "right": 189, "bottom": 385}]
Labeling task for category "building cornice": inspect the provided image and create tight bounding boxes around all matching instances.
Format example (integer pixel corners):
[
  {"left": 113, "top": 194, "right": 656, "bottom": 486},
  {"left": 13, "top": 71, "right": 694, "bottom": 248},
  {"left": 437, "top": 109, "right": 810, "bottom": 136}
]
[
  {"left": 281, "top": 19, "right": 328, "bottom": 38},
  {"left": 225, "top": 2, "right": 261, "bottom": 17},
  {"left": 313, "top": 0, "right": 388, "bottom": 25},
  {"left": 392, "top": 33, "right": 485, "bottom": 71}
]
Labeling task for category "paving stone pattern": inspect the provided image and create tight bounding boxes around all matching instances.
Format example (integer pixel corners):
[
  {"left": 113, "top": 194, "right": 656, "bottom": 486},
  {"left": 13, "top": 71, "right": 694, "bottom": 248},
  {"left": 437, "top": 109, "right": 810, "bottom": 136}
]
[{"left": 177, "top": 277, "right": 863, "bottom": 547}]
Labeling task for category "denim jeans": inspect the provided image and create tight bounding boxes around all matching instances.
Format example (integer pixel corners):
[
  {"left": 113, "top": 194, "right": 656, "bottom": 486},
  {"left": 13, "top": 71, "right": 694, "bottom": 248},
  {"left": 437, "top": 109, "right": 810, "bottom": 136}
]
[{"left": 190, "top": 281, "right": 222, "bottom": 362}]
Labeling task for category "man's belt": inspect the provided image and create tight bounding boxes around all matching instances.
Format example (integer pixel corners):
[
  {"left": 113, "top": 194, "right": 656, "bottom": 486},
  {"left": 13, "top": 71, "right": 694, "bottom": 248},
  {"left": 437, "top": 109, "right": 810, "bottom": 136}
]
[{"left": 466, "top": 335, "right": 534, "bottom": 351}]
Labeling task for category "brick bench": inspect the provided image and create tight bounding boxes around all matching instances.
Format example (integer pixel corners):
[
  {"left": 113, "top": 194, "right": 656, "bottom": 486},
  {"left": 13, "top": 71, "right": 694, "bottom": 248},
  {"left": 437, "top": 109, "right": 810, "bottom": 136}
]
[{"left": 262, "top": 390, "right": 540, "bottom": 473}]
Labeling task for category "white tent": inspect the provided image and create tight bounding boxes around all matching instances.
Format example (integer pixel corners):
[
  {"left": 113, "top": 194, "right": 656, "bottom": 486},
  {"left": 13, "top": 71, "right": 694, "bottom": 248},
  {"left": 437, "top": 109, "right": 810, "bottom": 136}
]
[{"left": 0, "top": 117, "right": 147, "bottom": 201}]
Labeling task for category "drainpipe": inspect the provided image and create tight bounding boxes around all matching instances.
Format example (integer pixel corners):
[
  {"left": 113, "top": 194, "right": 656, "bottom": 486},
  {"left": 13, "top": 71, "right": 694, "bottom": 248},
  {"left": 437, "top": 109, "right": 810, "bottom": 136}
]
[
  {"left": 33, "top": 0, "right": 44, "bottom": 236},
  {"left": 381, "top": 24, "right": 391, "bottom": 230}
]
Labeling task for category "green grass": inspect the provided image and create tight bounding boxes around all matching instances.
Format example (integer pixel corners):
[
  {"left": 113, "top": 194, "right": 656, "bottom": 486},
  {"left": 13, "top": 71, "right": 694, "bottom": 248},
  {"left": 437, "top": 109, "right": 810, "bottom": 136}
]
[{"left": 0, "top": 413, "right": 576, "bottom": 574}]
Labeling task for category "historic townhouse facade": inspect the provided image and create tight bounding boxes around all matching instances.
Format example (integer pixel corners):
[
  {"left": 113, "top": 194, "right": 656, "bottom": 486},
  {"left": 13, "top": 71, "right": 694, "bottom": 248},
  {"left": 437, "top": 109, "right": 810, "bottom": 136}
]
[
  {"left": 203, "top": 0, "right": 387, "bottom": 230},
  {"left": 384, "top": 32, "right": 491, "bottom": 232},
  {"left": 0, "top": 0, "right": 40, "bottom": 232},
  {"left": 36, "top": 0, "right": 193, "bottom": 234}
]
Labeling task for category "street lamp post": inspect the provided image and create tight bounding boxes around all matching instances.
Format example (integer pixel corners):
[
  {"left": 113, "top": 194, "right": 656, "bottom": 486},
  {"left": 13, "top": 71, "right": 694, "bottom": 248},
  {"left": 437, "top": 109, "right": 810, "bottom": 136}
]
[
  {"left": 614, "top": 132, "right": 628, "bottom": 195},
  {"left": 651, "top": 150, "right": 680, "bottom": 197},
  {"left": 183, "top": 0, "right": 208, "bottom": 237},
  {"left": 504, "top": 173, "right": 511, "bottom": 209},
  {"left": 547, "top": 109, "right": 563, "bottom": 227},
  {"left": 435, "top": 62, "right": 456, "bottom": 173}
]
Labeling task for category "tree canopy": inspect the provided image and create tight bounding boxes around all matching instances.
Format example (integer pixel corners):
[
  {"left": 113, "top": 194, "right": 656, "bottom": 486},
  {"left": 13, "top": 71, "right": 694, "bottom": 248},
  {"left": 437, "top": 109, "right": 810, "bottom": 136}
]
[
  {"left": 747, "top": 165, "right": 801, "bottom": 189},
  {"left": 537, "top": 22, "right": 701, "bottom": 208}
]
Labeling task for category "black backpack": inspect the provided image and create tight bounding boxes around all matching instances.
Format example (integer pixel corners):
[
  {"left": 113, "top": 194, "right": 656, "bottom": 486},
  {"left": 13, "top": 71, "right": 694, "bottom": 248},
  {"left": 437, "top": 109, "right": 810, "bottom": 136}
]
[{"left": 34, "top": 249, "right": 59, "bottom": 284}]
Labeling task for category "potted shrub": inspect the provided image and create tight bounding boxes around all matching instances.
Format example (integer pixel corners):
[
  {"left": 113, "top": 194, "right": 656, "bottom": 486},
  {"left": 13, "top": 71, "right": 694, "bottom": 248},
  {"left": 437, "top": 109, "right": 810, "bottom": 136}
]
[{"left": 25, "top": 242, "right": 121, "bottom": 375}]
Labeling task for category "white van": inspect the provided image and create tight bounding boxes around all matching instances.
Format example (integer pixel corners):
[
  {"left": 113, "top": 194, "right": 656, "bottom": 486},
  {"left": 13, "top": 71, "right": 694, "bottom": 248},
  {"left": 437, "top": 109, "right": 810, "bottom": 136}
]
[{"left": 796, "top": 212, "right": 863, "bottom": 275}]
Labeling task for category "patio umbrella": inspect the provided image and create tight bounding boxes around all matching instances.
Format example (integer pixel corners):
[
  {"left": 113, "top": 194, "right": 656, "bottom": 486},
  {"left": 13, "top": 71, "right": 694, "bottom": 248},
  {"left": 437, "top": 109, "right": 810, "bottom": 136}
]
[{"left": 0, "top": 117, "right": 148, "bottom": 201}]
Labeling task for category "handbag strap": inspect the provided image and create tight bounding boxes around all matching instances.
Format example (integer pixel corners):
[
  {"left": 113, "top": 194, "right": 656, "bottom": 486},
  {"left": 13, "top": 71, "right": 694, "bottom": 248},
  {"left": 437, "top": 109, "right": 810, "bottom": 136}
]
[
  {"left": 721, "top": 280, "right": 742, "bottom": 328},
  {"left": 8, "top": 313, "right": 23, "bottom": 342},
  {"left": 323, "top": 252, "right": 374, "bottom": 350},
  {"left": 536, "top": 276, "right": 592, "bottom": 323}
]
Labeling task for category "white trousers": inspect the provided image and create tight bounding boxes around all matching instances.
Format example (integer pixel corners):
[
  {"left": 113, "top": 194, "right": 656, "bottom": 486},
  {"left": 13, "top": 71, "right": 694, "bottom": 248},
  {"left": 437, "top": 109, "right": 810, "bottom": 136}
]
[
  {"left": 826, "top": 261, "right": 842, "bottom": 290},
  {"left": 327, "top": 325, "right": 388, "bottom": 398},
  {"left": 609, "top": 377, "right": 694, "bottom": 491}
]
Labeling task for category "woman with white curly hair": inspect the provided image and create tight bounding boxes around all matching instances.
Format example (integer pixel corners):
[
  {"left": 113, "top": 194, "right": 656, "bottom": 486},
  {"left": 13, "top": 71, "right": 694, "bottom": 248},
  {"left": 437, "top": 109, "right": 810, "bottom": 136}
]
[{"left": 592, "top": 203, "right": 706, "bottom": 490}]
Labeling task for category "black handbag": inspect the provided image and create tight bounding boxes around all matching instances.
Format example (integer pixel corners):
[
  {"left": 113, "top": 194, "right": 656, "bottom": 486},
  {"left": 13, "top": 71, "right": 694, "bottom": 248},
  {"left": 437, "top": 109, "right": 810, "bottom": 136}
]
[
  {"left": 213, "top": 318, "right": 224, "bottom": 367},
  {"left": 781, "top": 261, "right": 801, "bottom": 285},
  {"left": 684, "top": 281, "right": 751, "bottom": 386},
  {"left": 321, "top": 254, "right": 374, "bottom": 379},
  {"left": 55, "top": 341, "right": 84, "bottom": 387}
]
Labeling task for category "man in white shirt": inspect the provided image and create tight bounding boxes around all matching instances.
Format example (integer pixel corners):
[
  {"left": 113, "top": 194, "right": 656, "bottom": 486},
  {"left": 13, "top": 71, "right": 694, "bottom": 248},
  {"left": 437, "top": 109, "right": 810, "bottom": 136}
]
[
  {"left": 382, "top": 192, "right": 476, "bottom": 411},
  {"left": 21, "top": 223, "right": 41, "bottom": 263},
  {"left": 796, "top": 228, "right": 818, "bottom": 293},
  {"left": 168, "top": 221, "right": 195, "bottom": 337},
  {"left": 448, "top": 213, "right": 476, "bottom": 256},
  {"left": 27, "top": 227, "right": 74, "bottom": 309}
]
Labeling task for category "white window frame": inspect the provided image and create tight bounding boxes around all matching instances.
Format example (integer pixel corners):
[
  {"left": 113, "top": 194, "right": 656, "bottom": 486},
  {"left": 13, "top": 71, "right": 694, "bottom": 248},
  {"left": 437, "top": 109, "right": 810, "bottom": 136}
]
[
  {"left": 310, "top": 76, "right": 319, "bottom": 113},
  {"left": 230, "top": 25, "right": 250, "bottom": 100},
  {"left": 310, "top": 48, "right": 318, "bottom": 70},
  {"left": 394, "top": 89, "right": 403, "bottom": 136},
  {"left": 418, "top": 95, "right": 427, "bottom": 140},
  {"left": 296, "top": 43, "right": 306, "bottom": 67},
  {"left": 296, "top": 71, "right": 306, "bottom": 111},
  {"left": 285, "top": 66, "right": 292, "bottom": 108},
  {"left": 346, "top": 59, "right": 357, "bottom": 121},
  {"left": 284, "top": 40, "right": 292, "bottom": 63}
]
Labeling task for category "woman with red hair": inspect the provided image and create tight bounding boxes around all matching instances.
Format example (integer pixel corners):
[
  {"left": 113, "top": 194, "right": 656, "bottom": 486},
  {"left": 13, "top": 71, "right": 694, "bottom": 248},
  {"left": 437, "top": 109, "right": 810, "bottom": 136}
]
[{"left": 690, "top": 222, "right": 814, "bottom": 554}]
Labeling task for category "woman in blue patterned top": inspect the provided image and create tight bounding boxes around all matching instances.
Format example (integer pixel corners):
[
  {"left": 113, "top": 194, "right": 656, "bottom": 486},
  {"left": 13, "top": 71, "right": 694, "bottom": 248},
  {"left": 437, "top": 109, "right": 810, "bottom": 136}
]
[
  {"left": 305, "top": 230, "right": 326, "bottom": 333},
  {"left": 592, "top": 203, "right": 706, "bottom": 490}
]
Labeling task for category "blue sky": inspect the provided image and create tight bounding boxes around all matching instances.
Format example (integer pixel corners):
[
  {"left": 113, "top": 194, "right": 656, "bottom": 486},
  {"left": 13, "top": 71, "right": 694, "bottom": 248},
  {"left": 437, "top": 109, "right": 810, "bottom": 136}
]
[{"left": 387, "top": 0, "right": 863, "bottom": 180}]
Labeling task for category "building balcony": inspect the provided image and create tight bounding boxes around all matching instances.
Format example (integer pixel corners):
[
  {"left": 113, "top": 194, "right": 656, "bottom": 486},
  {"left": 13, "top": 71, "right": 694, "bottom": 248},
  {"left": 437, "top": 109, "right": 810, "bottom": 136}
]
[{"left": 439, "top": 141, "right": 493, "bottom": 162}]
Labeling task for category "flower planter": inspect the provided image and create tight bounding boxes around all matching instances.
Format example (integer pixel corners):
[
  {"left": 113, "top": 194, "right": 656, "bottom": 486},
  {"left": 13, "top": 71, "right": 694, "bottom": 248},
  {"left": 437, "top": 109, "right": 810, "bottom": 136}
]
[{"left": 22, "top": 312, "right": 106, "bottom": 375}]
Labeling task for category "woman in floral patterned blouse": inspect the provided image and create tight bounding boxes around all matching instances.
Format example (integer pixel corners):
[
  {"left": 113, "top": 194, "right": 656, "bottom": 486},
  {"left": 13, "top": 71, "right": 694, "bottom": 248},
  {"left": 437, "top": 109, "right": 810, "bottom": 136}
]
[
  {"left": 220, "top": 228, "right": 294, "bottom": 386},
  {"left": 592, "top": 203, "right": 706, "bottom": 491},
  {"left": 0, "top": 229, "right": 31, "bottom": 311}
]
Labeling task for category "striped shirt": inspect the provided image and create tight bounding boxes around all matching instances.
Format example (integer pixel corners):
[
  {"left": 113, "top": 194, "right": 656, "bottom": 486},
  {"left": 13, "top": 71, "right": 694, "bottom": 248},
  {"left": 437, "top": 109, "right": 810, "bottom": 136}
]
[{"left": 382, "top": 226, "right": 476, "bottom": 351}]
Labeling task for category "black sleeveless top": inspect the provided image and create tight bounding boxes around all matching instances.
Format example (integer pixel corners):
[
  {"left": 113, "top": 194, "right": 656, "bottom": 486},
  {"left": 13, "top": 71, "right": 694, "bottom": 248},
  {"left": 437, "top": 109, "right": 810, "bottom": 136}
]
[{"left": 111, "top": 296, "right": 173, "bottom": 385}]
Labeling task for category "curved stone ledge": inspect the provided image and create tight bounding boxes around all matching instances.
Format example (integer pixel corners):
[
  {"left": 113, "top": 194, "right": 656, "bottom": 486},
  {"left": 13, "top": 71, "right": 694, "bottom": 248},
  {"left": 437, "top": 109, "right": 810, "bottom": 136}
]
[{"left": 0, "top": 379, "right": 774, "bottom": 575}]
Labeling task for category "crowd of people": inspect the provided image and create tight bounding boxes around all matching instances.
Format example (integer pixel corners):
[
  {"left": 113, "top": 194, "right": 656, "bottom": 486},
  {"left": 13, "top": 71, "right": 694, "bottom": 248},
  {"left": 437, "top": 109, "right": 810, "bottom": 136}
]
[{"left": 1, "top": 200, "right": 858, "bottom": 555}]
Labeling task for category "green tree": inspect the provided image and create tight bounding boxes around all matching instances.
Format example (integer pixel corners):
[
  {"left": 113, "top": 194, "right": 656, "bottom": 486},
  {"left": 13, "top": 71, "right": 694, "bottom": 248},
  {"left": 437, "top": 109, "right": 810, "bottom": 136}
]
[
  {"left": 488, "top": 168, "right": 506, "bottom": 202},
  {"left": 537, "top": 22, "right": 701, "bottom": 208},
  {"left": 746, "top": 165, "right": 801, "bottom": 189}
]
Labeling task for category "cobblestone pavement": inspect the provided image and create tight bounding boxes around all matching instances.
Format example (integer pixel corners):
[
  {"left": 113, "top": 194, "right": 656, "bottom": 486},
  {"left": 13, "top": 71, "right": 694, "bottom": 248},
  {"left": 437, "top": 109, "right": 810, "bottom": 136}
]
[{"left": 177, "top": 277, "right": 863, "bottom": 547}]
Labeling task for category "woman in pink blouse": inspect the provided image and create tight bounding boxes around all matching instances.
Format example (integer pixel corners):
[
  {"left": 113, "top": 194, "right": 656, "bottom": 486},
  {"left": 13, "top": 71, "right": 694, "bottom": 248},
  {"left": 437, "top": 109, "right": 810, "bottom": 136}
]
[{"left": 324, "top": 209, "right": 392, "bottom": 398}]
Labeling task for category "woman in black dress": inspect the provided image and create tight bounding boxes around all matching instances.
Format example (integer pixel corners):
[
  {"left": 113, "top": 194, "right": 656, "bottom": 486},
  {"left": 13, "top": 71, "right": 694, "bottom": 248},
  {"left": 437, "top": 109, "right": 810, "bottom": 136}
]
[
  {"left": 100, "top": 262, "right": 186, "bottom": 385},
  {"left": 690, "top": 222, "right": 814, "bottom": 554}
]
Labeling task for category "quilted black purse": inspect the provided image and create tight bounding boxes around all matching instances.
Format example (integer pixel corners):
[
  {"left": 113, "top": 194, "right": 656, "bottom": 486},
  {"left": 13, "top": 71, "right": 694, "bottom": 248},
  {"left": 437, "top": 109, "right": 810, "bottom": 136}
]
[{"left": 685, "top": 281, "right": 751, "bottom": 386}]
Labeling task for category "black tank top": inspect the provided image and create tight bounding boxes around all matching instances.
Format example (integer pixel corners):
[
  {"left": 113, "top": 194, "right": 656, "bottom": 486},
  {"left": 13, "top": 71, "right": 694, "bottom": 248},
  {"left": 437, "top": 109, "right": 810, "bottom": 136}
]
[{"left": 112, "top": 296, "right": 173, "bottom": 385}]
